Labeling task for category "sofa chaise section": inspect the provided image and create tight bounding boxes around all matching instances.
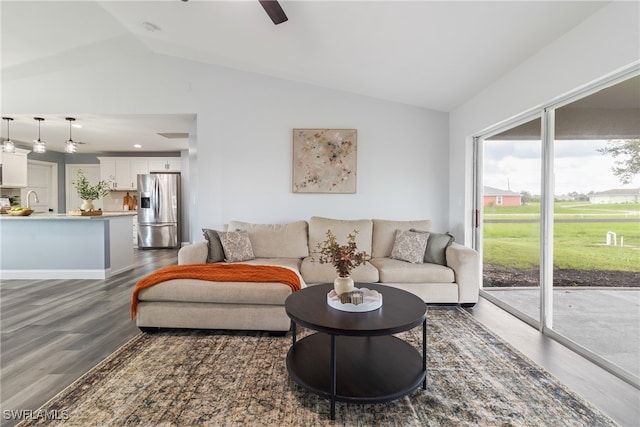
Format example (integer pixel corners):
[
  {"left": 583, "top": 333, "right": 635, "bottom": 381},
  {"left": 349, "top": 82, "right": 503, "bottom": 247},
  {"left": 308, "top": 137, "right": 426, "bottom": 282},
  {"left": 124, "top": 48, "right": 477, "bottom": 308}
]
[
  {"left": 135, "top": 220, "right": 309, "bottom": 332},
  {"left": 135, "top": 276, "right": 294, "bottom": 331}
]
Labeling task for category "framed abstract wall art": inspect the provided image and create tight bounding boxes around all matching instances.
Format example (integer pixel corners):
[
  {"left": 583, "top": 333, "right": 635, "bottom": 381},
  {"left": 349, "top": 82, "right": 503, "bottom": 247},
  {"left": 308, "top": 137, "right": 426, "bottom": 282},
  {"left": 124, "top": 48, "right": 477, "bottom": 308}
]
[{"left": 292, "top": 129, "right": 357, "bottom": 193}]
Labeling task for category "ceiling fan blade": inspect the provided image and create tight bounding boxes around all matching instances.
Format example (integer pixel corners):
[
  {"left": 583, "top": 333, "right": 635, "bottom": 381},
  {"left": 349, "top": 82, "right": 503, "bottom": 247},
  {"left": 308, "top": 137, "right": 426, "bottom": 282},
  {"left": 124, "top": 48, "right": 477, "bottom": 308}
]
[{"left": 259, "top": 0, "right": 288, "bottom": 25}]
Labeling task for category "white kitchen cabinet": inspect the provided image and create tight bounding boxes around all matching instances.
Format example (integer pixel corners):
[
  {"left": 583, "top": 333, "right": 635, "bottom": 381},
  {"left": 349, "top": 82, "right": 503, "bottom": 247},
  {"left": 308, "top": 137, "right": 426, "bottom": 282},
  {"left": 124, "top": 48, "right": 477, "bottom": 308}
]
[
  {"left": 114, "top": 159, "right": 132, "bottom": 190},
  {"left": 100, "top": 157, "right": 179, "bottom": 190},
  {"left": 130, "top": 160, "right": 149, "bottom": 187},
  {"left": 99, "top": 158, "right": 116, "bottom": 189},
  {"left": 0, "top": 148, "right": 30, "bottom": 188},
  {"left": 99, "top": 157, "right": 155, "bottom": 191},
  {"left": 99, "top": 158, "right": 131, "bottom": 190},
  {"left": 148, "top": 158, "right": 181, "bottom": 172}
]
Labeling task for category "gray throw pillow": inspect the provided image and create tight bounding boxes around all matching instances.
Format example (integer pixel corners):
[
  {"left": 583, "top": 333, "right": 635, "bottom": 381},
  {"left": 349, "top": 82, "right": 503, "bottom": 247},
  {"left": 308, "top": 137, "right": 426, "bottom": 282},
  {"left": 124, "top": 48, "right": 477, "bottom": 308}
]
[
  {"left": 217, "top": 230, "right": 255, "bottom": 262},
  {"left": 202, "top": 229, "right": 225, "bottom": 263},
  {"left": 413, "top": 230, "right": 454, "bottom": 265},
  {"left": 391, "top": 230, "right": 429, "bottom": 264}
]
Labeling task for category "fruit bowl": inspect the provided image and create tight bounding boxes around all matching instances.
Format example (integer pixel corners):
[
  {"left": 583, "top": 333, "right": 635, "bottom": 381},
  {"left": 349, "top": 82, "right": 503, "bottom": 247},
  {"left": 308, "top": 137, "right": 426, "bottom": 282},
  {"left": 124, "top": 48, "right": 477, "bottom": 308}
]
[{"left": 7, "top": 208, "right": 34, "bottom": 216}]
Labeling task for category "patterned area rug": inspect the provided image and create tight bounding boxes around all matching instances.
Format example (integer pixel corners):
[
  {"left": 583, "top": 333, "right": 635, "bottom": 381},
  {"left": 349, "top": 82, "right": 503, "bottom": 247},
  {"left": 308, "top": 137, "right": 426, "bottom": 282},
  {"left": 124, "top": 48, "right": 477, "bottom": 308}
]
[{"left": 18, "top": 308, "right": 615, "bottom": 426}]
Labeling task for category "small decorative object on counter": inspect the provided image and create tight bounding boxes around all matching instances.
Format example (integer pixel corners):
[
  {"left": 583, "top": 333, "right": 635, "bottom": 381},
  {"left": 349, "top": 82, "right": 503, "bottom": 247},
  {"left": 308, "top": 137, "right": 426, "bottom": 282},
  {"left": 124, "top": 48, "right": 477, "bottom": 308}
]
[
  {"left": 81, "top": 199, "right": 95, "bottom": 211},
  {"left": 314, "top": 229, "right": 370, "bottom": 295},
  {"left": 6, "top": 207, "right": 34, "bottom": 216},
  {"left": 0, "top": 197, "right": 10, "bottom": 214},
  {"left": 123, "top": 192, "right": 135, "bottom": 211},
  {"left": 67, "top": 209, "right": 102, "bottom": 216}
]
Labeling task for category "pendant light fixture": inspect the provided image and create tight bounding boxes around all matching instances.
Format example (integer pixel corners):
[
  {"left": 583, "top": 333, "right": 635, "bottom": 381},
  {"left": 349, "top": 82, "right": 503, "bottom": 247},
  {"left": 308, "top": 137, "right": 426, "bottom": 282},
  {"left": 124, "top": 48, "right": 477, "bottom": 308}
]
[
  {"left": 65, "top": 117, "right": 77, "bottom": 153},
  {"left": 33, "top": 117, "right": 46, "bottom": 153},
  {"left": 2, "top": 117, "right": 16, "bottom": 153}
]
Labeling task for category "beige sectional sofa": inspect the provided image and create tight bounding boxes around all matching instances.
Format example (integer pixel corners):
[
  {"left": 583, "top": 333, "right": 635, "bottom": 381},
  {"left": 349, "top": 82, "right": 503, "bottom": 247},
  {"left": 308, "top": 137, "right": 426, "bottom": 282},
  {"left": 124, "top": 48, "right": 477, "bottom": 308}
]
[{"left": 134, "top": 217, "right": 479, "bottom": 332}]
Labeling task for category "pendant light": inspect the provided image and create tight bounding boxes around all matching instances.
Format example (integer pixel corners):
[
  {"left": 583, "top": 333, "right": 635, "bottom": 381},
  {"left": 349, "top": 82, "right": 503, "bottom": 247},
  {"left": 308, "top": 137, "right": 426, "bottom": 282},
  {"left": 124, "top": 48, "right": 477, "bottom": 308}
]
[
  {"left": 2, "top": 117, "right": 16, "bottom": 153},
  {"left": 33, "top": 117, "right": 46, "bottom": 153},
  {"left": 65, "top": 117, "right": 77, "bottom": 153}
]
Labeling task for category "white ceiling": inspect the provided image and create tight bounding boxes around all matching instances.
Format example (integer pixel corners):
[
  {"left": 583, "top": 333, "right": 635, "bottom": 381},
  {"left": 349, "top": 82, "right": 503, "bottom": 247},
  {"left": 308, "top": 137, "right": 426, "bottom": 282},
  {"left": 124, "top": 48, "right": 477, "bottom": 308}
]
[{"left": 1, "top": 0, "right": 609, "bottom": 154}]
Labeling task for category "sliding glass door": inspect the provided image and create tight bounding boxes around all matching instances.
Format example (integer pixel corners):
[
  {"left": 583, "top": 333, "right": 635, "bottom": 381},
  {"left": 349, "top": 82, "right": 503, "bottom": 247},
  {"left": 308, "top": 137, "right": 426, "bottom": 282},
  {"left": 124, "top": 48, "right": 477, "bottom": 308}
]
[
  {"left": 475, "top": 71, "right": 640, "bottom": 386},
  {"left": 481, "top": 118, "right": 542, "bottom": 325},
  {"left": 552, "top": 80, "right": 640, "bottom": 381}
]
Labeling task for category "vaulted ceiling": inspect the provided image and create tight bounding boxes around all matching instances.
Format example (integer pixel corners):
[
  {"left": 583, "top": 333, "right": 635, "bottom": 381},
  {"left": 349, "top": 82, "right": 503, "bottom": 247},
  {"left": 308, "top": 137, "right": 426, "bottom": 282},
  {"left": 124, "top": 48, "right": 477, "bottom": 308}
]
[{"left": 1, "top": 1, "right": 609, "bottom": 153}]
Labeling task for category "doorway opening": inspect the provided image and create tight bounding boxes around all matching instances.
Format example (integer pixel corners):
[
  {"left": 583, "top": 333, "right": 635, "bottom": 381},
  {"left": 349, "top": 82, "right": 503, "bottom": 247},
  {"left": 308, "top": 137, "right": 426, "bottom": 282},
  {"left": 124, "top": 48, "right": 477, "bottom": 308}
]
[{"left": 27, "top": 160, "right": 58, "bottom": 213}]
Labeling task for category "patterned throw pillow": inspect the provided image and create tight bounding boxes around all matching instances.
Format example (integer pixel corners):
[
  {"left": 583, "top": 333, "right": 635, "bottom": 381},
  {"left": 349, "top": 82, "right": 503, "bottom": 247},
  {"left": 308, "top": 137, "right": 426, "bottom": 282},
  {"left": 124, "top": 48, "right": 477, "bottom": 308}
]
[
  {"left": 217, "top": 230, "right": 255, "bottom": 262},
  {"left": 390, "top": 230, "right": 430, "bottom": 264}
]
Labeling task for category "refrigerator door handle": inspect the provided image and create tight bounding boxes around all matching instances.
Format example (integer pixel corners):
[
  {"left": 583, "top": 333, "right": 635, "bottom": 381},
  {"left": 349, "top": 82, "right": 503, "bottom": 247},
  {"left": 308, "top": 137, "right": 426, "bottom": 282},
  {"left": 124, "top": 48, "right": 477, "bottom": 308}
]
[{"left": 154, "top": 177, "right": 160, "bottom": 219}]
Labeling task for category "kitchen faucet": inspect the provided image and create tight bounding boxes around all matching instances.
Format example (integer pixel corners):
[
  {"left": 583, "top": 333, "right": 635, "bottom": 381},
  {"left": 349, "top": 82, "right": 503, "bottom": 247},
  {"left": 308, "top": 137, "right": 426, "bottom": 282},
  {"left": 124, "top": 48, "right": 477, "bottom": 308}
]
[{"left": 26, "top": 190, "right": 39, "bottom": 209}]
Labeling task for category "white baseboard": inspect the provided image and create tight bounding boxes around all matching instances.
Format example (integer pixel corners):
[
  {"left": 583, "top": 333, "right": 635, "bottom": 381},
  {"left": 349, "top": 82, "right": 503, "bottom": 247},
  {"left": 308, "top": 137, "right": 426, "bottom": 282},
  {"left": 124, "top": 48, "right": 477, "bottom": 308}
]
[{"left": 0, "top": 269, "right": 107, "bottom": 280}]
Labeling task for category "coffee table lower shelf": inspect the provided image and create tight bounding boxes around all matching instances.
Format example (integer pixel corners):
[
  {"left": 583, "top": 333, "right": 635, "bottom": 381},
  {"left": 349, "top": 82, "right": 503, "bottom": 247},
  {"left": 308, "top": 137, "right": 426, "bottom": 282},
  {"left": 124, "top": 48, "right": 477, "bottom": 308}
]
[{"left": 286, "top": 332, "right": 426, "bottom": 418}]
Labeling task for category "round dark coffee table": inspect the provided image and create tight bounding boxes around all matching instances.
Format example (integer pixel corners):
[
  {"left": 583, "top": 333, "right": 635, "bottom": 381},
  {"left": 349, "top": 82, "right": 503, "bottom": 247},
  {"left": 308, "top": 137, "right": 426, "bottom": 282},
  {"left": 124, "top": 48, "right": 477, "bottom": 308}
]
[{"left": 285, "top": 283, "right": 427, "bottom": 420}]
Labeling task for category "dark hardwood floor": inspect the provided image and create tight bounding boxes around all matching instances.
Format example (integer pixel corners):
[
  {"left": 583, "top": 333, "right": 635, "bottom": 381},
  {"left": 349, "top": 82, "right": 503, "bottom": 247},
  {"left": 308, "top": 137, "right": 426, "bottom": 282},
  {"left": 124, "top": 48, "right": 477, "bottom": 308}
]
[
  {"left": 465, "top": 299, "right": 639, "bottom": 426},
  {"left": 1, "top": 248, "right": 178, "bottom": 425},
  {"left": 1, "top": 250, "right": 638, "bottom": 426}
]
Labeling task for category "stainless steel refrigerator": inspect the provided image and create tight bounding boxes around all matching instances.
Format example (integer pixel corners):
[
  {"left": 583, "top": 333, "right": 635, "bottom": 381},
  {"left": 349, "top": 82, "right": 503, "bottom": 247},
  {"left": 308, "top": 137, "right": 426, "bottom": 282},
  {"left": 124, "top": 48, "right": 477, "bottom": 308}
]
[{"left": 137, "top": 173, "right": 180, "bottom": 249}]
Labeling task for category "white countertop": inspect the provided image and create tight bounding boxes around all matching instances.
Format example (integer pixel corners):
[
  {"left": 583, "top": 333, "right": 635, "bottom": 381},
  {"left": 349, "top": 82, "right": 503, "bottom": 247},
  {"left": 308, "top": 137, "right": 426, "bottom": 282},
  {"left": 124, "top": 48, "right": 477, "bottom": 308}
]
[{"left": 0, "top": 211, "right": 137, "bottom": 220}]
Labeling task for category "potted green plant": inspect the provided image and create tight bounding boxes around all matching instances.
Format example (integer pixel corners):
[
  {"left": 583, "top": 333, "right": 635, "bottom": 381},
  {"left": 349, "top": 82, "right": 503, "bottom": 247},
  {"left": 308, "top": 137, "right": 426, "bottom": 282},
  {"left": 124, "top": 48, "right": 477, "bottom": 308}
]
[{"left": 72, "top": 169, "right": 113, "bottom": 211}]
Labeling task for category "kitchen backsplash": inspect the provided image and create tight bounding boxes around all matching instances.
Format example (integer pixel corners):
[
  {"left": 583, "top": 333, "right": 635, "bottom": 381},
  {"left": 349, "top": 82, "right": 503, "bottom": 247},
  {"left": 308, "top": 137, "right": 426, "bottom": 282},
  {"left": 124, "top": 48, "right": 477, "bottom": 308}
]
[
  {"left": 0, "top": 188, "right": 21, "bottom": 206},
  {"left": 103, "top": 191, "right": 137, "bottom": 212}
]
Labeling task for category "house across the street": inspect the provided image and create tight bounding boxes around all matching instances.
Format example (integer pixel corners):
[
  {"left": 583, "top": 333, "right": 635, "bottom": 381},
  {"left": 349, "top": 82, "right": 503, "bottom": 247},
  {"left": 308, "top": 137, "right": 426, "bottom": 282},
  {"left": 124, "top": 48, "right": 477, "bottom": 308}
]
[
  {"left": 483, "top": 186, "right": 522, "bottom": 207},
  {"left": 589, "top": 188, "right": 640, "bottom": 204}
]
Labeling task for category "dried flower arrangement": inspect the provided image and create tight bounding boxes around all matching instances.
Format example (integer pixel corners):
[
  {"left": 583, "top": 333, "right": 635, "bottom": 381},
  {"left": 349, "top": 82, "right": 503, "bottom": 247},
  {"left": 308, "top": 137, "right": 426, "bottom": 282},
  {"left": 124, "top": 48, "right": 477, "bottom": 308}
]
[{"left": 315, "top": 229, "right": 370, "bottom": 277}]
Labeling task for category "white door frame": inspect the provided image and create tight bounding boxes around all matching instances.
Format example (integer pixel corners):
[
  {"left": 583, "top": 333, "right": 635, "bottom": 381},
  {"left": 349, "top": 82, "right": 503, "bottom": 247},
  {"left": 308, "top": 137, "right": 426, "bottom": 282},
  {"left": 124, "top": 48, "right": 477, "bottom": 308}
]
[
  {"left": 26, "top": 159, "right": 58, "bottom": 213},
  {"left": 471, "top": 63, "right": 640, "bottom": 388}
]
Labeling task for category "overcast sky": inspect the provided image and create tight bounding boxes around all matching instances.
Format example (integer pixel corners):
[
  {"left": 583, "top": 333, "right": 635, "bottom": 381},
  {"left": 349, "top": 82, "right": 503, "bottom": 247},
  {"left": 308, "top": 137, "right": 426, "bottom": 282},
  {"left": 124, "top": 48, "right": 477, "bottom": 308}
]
[{"left": 483, "top": 140, "right": 640, "bottom": 195}]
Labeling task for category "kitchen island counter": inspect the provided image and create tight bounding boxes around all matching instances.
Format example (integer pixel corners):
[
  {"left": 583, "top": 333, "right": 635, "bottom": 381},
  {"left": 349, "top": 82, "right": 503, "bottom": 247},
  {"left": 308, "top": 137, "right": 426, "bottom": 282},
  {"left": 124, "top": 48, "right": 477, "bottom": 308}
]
[
  {"left": 0, "top": 211, "right": 137, "bottom": 220},
  {"left": 0, "top": 213, "right": 136, "bottom": 279}
]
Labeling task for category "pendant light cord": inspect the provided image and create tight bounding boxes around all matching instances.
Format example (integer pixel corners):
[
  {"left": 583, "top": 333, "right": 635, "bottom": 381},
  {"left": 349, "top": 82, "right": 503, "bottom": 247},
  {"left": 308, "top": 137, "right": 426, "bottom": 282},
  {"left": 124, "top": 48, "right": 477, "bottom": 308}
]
[{"left": 65, "top": 117, "right": 77, "bottom": 153}]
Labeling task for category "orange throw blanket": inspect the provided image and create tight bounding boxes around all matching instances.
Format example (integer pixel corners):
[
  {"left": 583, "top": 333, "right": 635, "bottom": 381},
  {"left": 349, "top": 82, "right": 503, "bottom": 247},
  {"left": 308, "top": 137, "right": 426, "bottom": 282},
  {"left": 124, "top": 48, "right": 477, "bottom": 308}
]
[{"left": 131, "top": 264, "right": 302, "bottom": 319}]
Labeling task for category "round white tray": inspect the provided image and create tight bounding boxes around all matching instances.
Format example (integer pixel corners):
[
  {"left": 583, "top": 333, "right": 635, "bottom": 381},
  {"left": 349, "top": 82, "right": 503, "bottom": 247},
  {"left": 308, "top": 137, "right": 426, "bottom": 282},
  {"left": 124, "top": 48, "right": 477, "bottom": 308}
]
[{"left": 326, "top": 288, "right": 383, "bottom": 312}]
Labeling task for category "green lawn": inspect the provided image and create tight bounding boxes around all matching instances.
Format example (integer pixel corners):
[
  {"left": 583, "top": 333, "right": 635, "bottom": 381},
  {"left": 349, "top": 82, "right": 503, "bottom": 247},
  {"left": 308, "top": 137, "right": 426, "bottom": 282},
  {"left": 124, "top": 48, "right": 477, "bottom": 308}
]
[
  {"left": 483, "top": 203, "right": 640, "bottom": 272},
  {"left": 484, "top": 202, "right": 640, "bottom": 220}
]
